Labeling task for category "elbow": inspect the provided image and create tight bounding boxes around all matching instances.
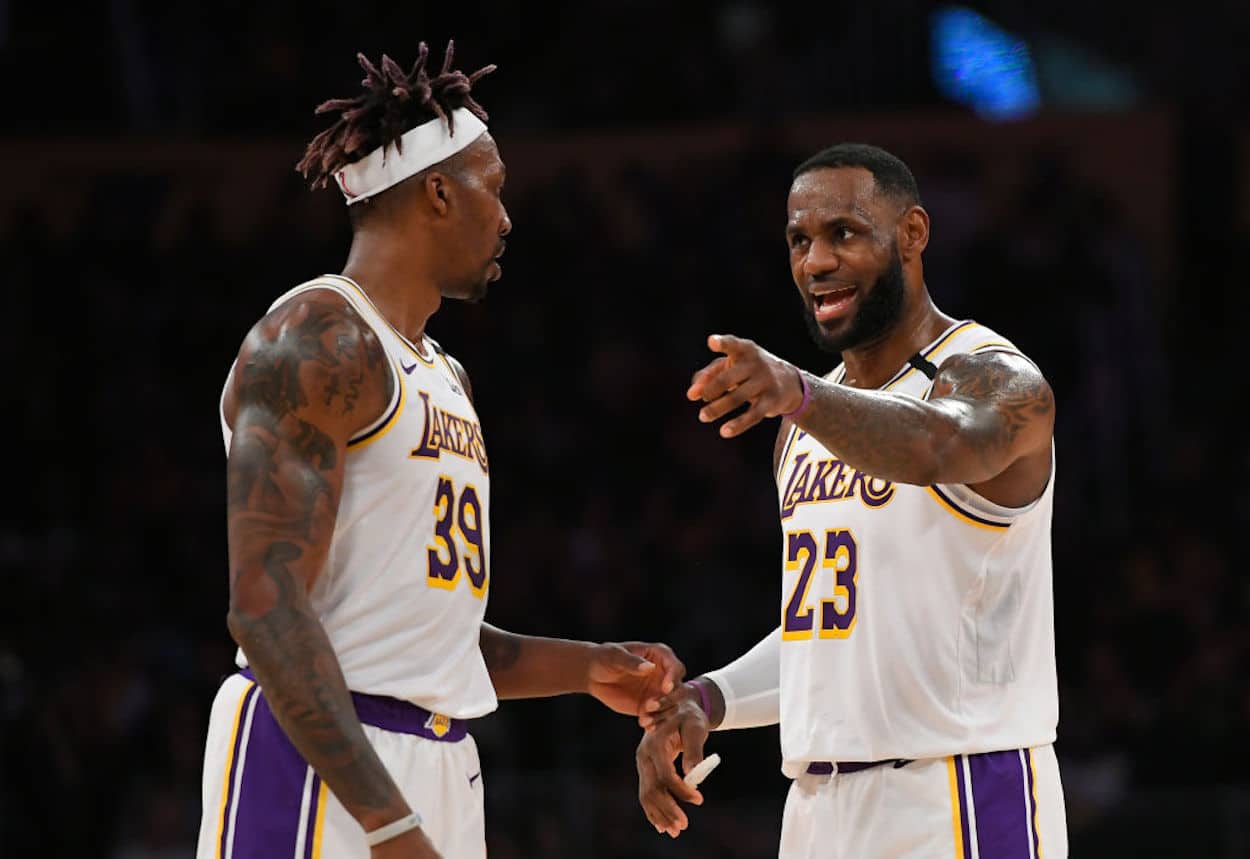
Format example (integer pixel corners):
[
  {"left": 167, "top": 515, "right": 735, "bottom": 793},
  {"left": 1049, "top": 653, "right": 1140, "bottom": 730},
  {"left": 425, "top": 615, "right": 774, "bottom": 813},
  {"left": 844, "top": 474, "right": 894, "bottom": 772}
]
[
  {"left": 225, "top": 604, "right": 256, "bottom": 649},
  {"left": 909, "top": 432, "right": 962, "bottom": 487},
  {"left": 910, "top": 447, "right": 945, "bottom": 486},
  {"left": 225, "top": 577, "right": 276, "bottom": 648},
  {"left": 893, "top": 436, "right": 945, "bottom": 486}
]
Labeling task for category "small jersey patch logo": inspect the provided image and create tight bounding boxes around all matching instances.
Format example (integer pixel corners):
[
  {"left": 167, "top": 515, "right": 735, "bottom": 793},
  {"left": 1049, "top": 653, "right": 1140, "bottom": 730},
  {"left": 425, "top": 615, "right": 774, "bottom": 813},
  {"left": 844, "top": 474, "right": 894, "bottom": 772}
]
[{"left": 425, "top": 712, "right": 452, "bottom": 738}]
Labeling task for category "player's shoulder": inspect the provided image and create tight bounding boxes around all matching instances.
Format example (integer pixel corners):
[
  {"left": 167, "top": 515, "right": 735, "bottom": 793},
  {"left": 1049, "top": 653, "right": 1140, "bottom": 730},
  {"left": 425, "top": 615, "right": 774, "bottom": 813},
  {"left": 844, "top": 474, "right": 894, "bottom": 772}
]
[
  {"left": 228, "top": 285, "right": 390, "bottom": 424},
  {"left": 932, "top": 320, "right": 1043, "bottom": 380},
  {"left": 240, "top": 286, "right": 384, "bottom": 368},
  {"left": 934, "top": 348, "right": 1048, "bottom": 393},
  {"left": 931, "top": 336, "right": 1053, "bottom": 424}
]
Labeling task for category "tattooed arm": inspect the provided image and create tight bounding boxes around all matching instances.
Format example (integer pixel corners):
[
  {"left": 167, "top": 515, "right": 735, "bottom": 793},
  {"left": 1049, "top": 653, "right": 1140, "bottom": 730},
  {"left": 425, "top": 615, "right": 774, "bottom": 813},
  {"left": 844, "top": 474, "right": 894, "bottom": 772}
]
[
  {"left": 689, "top": 335, "right": 1055, "bottom": 506},
  {"left": 799, "top": 350, "right": 1054, "bottom": 497},
  {"left": 224, "top": 291, "right": 422, "bottom": 839}
]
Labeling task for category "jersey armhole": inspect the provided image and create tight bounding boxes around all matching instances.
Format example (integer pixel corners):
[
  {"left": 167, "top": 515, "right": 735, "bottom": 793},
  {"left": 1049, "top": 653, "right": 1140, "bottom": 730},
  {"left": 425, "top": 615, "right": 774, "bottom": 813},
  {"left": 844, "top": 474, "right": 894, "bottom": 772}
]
[
  {"left": 272, "top": 280, "right": 404, "bottom": 452},
  {"left": 346, "top": 359, "right": 405, "bottom": 450}
]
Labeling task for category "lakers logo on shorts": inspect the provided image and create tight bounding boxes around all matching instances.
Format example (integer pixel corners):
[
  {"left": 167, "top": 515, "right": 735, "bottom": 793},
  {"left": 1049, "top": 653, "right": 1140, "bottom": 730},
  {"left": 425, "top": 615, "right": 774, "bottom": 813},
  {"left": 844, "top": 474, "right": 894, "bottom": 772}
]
[{"left": 425, "top": 712, "right": 452, "bottom": 738}]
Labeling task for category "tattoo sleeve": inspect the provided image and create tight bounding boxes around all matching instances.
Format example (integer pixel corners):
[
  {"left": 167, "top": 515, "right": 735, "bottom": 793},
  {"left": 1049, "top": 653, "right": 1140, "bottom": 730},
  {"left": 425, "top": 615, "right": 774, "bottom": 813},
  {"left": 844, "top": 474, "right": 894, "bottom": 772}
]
[
  {"left": 794, "top": 351, "right": 1054, "bottom": 487},
  {"left": 225, "top": 295, "right": 408, "bottom": 831}
]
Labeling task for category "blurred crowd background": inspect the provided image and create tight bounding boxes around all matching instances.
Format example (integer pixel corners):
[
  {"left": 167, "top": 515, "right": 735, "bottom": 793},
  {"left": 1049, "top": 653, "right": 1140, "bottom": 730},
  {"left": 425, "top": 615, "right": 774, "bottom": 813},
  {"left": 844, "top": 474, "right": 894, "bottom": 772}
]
[{"left": 4, "top": 1, "right": 1250, "bottom": 856}]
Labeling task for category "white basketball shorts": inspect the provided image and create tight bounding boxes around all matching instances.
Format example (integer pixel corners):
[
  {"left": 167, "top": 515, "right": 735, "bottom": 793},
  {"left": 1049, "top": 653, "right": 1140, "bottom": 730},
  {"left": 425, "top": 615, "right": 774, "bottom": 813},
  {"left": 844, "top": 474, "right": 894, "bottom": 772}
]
[
  {"left": 780, "top": 745, "right": 1067, "bottom": 859},
  {"left": 196, "top": 672, "right": 486, "bottom": 859}
]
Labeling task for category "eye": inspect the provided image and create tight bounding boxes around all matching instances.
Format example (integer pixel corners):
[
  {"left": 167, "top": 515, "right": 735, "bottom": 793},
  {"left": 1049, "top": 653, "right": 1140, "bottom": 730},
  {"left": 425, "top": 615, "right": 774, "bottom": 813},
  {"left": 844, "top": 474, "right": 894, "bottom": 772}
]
[
  {"left": 789, "top": 233, "right": 809, "bottom": 249},
  {"left": 836, "top": 226, "right": 854, "bottom": 241}
]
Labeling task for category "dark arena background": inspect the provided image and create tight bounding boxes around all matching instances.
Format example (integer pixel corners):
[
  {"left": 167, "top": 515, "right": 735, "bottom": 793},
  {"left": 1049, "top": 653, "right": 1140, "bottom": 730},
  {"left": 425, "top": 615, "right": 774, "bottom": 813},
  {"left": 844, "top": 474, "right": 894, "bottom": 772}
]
[{"left": 4, "top": 2, "right": 1250, "bottom": 856}]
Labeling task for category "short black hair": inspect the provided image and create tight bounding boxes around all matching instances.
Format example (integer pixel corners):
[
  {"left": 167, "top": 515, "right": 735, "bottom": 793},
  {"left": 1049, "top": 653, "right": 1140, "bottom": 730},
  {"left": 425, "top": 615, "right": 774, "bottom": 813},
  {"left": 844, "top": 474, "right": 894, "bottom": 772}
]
[
  {"left": 793, "top": 143, "right": 921, "bottom": 207},
  {"left": 297, "top": 40, "right": 495, "bottom": 191}
]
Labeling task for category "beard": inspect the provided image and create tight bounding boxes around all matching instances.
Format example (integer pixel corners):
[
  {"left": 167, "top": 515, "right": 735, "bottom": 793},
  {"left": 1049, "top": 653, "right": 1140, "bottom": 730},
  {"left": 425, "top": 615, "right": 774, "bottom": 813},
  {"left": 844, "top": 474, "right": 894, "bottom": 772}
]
[
  {"left": 464, "top": 276, "right": 490, "bottom": 303},
  {"left": 800, "top": 245, "right": 906, "bottom": 354},
  {"left": 449, "top": 263, "right": 495, "bottom": 304}
]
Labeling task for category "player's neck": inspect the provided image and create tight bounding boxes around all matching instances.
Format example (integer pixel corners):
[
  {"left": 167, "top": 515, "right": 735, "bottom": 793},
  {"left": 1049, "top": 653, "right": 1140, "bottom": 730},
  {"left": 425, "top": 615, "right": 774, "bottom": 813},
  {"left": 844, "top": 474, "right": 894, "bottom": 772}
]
[
  {"left": 340, "top": 236, "right": 442, "bottom": 343},
  {"left": 839, "top": 290, "right": 955, "bottom": 389}
]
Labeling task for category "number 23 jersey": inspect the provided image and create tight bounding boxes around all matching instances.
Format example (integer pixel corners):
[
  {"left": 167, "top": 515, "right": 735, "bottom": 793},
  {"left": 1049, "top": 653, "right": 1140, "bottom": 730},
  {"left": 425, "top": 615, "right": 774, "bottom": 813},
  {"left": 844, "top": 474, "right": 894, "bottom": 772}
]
[
  {"left": 775, "top": 320, "right": 1057, "bottom": 772},
  {"left": 220, "top": 275, "right": 497, "bottom": 720}
]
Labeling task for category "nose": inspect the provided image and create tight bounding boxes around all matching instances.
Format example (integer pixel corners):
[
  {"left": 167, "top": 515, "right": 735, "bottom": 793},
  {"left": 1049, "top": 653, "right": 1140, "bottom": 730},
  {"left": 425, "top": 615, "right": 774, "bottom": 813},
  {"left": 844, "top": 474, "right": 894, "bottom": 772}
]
[
  {"left": 802, "top": 237, "right": 840, "bottom": 280},
  {"left": 499, "top": 208, "right": 512, "bottom": 237}
]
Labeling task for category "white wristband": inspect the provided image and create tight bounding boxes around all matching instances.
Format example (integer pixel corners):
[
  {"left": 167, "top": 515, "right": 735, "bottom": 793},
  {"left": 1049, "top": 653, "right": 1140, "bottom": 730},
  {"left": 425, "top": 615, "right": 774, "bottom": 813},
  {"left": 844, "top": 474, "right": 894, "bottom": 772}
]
[{"left": 365, "top": 811, "right": 423, "bottom": 847}]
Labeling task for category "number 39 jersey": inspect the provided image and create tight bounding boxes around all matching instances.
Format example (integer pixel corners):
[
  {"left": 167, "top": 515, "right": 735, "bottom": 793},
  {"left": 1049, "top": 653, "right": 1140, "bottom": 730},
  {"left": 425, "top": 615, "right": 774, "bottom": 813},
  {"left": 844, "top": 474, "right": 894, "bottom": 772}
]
[
  {"left": 775, "top": 320, "right": 1057, "bottom": 773},
  {"left": 220, "top": 275, "right": 497, "bottom": 720}
]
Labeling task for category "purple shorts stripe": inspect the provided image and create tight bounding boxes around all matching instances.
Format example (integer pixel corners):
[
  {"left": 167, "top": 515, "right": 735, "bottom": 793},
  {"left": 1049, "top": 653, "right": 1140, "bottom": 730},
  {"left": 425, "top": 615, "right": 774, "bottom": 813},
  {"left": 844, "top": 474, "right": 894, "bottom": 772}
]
[
  {"left": 228, "top": 690, "right": 320, "bottom": 858},
  {"left": 1025, "top": 749, "right": 1042, "bottom": 858},
  {"left": 968, "top": 749, "right": 1034, "bottom": 859},
  {"left": 302, "top": 774, "right": 323, "bottom": 859},
  {"left": 954, "top": 756, "right": 973, "bottom": 859}
]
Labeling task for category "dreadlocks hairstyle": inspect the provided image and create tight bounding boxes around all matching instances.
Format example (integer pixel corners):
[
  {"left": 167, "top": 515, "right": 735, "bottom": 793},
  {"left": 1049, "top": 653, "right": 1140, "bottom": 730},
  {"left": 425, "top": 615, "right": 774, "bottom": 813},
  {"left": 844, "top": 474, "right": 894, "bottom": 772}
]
[{"left": 297, "top": 40, "right": 496, "bottom": 190}]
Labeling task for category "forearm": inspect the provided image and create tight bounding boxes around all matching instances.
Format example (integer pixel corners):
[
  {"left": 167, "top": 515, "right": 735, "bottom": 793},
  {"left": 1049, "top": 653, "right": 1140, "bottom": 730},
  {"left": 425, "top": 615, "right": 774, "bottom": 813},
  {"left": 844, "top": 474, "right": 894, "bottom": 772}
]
[
  {"left": 480, "top": 623, "right": 594, "bottom": 699},
  {"left": 700, "top": 626, "right": 781, "bottom": 730},
  {"left": 229, "top": 588, "right": 410, "bottom": 831},
  {"left": 795, "top": 372, "right": 973, "bottom": 485}
]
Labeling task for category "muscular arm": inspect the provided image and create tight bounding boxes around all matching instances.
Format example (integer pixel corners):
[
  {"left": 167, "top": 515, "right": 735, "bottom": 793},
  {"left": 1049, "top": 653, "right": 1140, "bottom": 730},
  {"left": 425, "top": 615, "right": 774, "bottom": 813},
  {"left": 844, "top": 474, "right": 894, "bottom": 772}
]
[
  {"left": 693, "top": 335, "right": 1054, "bottom": 505},
  {"left": 225, "top": 292, "right": 410, "bottom": 833},
  {"left": 480, "top": 623, "right": 599, "bottom": 699},
  {"left": 796, "top": 350, "right": 1054, "bottom": 494}
]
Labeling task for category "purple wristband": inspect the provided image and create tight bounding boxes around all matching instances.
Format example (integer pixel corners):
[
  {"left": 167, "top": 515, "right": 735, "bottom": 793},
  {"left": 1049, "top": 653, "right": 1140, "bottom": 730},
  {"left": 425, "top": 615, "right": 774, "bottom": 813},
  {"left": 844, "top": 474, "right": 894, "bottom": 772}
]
[
  {"left": 690, "top": 679, "right": 711, "bottom": 717},
  {"left": 781, "top": 368, "right": 811, "bottom": 419}
]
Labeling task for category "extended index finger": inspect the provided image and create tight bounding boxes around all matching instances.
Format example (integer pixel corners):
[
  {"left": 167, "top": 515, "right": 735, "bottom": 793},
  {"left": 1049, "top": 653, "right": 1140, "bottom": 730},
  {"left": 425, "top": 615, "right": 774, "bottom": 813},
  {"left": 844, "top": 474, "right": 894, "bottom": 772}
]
[{"left": 707, "top": 333, "right": 750, "bottom": 355}]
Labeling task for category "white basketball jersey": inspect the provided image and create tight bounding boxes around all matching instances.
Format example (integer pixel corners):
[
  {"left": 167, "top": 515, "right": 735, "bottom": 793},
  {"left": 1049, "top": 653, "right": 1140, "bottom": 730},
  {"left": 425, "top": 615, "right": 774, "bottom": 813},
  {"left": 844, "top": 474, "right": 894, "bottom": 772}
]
[
  {"left": 775, "top": 320, "right": 1057, "bottom": 774},
  {"left": 220, "top": 274, "right": 497, "bottom": 719}
]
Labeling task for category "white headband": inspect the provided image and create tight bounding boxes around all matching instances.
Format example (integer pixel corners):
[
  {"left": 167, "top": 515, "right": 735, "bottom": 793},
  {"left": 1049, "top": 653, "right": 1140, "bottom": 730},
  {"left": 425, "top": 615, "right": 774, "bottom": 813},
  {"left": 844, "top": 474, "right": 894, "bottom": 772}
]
[{"left": 333, "top": 108, "right": 488, "bottom": 205}]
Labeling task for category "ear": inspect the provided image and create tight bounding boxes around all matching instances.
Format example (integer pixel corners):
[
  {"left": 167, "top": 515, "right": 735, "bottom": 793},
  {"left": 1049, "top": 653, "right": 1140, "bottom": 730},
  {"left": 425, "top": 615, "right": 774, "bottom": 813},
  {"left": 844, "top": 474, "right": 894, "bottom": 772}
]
[
  {"left": 897, "top": 205, "right": 930, "bottom": 261},
  {"left": 423, "top": 172, "right": 452, "bottom": 216}
]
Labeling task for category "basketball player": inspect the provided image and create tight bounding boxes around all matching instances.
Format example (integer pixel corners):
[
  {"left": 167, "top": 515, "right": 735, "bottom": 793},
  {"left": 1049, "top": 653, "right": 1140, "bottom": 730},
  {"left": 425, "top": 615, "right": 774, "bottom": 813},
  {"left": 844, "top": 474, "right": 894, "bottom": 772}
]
[
  {"left": 197, "top": 42, "right": 684, "bottom": 859},
  {"left": 634, "top": 144, "right": 1068, "bottom": 857}
]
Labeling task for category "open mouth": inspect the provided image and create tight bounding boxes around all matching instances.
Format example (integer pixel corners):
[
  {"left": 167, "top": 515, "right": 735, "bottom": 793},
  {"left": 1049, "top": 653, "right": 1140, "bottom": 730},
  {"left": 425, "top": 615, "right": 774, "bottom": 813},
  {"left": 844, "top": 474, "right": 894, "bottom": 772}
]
[{"left": 812, "top": 284, "right": 857, "bottom": 321}]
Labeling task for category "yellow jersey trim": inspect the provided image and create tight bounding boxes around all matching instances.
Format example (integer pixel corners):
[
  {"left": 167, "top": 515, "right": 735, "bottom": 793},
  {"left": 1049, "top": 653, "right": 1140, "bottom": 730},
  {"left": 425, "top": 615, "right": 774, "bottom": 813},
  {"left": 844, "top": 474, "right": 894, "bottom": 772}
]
[
  {"left": 346, "top": 367, "right": 406, "bottom": 451},
  {"left": 775, "top": 425, "right": 800, "bottom": 483},
  {"left": 324, "top": 274, "right": 437, "bottom": 366},
  {"left": 881, "top": 320, "right": 977, "bottom": 392},
  {"left": 968, "top": 340, "right": 1015, "bottom": 353},
  {"left": 925, "top": 486, "right": 1012, "bottom": 531}
]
